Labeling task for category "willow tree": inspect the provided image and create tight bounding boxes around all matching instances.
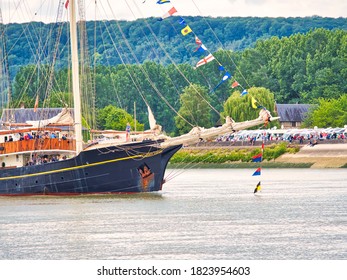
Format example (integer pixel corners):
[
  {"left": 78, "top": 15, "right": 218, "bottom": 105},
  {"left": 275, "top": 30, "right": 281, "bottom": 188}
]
[
  {"left": 222, "top": 87, "right": 277, "bottom": 124},
  {"left": 174, "top": 84, "right": 212, "bottom": 135}
]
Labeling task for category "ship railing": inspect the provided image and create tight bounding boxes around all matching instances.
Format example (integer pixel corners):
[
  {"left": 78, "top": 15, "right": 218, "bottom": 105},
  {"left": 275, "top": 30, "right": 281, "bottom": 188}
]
[{"left": 0, "top": 138, "right": 76, "bottom": 155}]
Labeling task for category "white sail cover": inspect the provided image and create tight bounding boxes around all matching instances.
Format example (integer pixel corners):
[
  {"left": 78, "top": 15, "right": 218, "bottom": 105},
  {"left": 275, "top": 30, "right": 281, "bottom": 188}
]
[
  {"left": 147, "top": 105, "right": 162, "bottom": 135},
  {"left": 26, "top": 108, "right": 74, "bottom": 128},
  {"left": 148, "top": 105, "right": 156, "bottom": 130}
]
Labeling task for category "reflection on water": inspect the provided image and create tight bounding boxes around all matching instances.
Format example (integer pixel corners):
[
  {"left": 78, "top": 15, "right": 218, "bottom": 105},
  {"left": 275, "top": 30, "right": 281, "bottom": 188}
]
[{"left": 0, "top": 169, "right": 346, "bottom": 260}]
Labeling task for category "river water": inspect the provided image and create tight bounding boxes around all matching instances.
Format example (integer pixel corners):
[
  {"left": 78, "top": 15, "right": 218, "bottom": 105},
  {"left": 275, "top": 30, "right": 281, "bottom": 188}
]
[{"left": 0, "top": 169, "right": 346, "bottom": 260}]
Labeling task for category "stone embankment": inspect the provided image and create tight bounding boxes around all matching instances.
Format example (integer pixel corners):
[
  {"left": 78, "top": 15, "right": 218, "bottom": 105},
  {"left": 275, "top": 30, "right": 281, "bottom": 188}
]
[{"left": 275, "top": 143, "right": 347, "bottom": 168}]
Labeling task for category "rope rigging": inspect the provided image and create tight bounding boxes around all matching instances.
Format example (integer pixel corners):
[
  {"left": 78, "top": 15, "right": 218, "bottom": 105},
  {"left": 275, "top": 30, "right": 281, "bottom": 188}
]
[{"left": 128, "top": 0, "right": 223, "bottom": 121}]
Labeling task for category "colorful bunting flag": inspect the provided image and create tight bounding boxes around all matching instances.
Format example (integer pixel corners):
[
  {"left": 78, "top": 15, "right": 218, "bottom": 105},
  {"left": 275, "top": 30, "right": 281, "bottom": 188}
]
[
  {"left": 181, "top": 25, "right": 192, "bottom": 36},
  {"left": 157, "top": 0, "right": 171, "bottom": 4},
  {"left": 178, "top": 17, "right": 186, "bottom": 25},
  {"left": 251, "top": 97, "right": 264, "bottom": 109},
  {"left": 252, "top": 168, "right": 261, "bottom": 176},
  {"left": 251, "top": 97, "right": 258, "bottom": 109},
  {"left": 195, "top": 54, "right": 215, "bottom": 68},
  {"left": 218, "top": 65, "right": 225, "bottom": 71},
  {"left": 252, "top": 153, "right": 262, "bottom": 162},
  {"left": 158, "top": 7, "right": 177, "bottom": 20},
  {"left": 194, "top": 44, "right": 207, "bottom": 53},
  {"left": 254, "top": 181, "right": 261, "bottom": 193},
  {"left": 222, "top": 72, "right": 231, "bottom": 81},
  {"left": 195, "top": 36, "right": 202, "bottom": 45},
  {"left": 252, "top": 133, "right": 265, "bottom": 191},
  {"left": 210, "top": 72, "right": 232, "bottom": 92},
  {"left": 231, "top": 81, "right": 240, "bottom": 88},
  {"left": 240, "top": 89, "right": 248, "bottom": 96},
  {"left": 65, "top": 0, "right": 69, "bottom": 9},
  {"left": 193, "top": 36, "right": 206, "bottom": 51}
]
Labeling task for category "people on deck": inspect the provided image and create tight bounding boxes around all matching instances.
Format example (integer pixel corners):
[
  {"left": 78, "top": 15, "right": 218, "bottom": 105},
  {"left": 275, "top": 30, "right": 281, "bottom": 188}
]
[{"left": 126, "top": 122, "right": 131, "bottom": 141}]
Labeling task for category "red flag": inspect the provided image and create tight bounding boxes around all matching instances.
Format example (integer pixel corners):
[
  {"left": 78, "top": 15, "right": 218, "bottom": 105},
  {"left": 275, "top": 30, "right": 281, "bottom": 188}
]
[
  {"left": 231, "top": 81, "right": 240, "bottom": 88},
  {"left": 160, "top": 7, "right": 177, "bottom": 20},
  {"left": 195, "top": 36, "right": 202, "bottom": 45},
  {"left": 65, "top": 0, "right": 69, "bottom": 9},
  {"left": 195, "top": 54, "right": 215, "bottom": 68},
  {"left": 34, "top": 95, "right": 39, "bottom": 113}
]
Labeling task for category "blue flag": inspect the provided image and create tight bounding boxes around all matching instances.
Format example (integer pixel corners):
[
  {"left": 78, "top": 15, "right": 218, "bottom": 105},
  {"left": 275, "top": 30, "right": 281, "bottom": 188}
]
[
  {"left": 210, "top": 72, "right": 232, "bottom": 93},
  {"left": 157, "top": 0, "right": 171, "bottom": 4},
  {"left": 240, "top": 89, "right": 248, "bottom": 96},
  {"left": 194, "top": 44, "right": 207, "bottom": 53},
  {"left": 221, "top": 72, "right": 231, "bottom": 81},
  {"left": 178, "top": 17, "right": 186, "bottom": 25}
]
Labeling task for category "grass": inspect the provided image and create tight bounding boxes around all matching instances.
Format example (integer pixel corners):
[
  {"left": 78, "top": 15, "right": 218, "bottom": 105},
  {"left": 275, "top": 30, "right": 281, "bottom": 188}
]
[
  {"left": 168, "top": 162, "right": 313, "bottom": 169},
  {"left": 170, "top": 142, "right": 300, "bottom": 165}
]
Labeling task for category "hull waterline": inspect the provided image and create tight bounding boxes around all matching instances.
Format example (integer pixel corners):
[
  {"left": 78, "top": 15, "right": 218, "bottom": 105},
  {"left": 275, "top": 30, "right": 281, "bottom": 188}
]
[{"left": 0, "top": 141, "right": 182, "bottom": 196}]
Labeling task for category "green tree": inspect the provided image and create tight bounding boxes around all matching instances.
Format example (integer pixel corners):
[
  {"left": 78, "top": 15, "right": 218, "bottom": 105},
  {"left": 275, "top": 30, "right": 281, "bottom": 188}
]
[
  {"left": 303, "top": 95, "right": 347, "bottom": 127},
  {"left": 174, "top": 84, "right": 212, "bottom": 135},
  {"left": 237, "top": 29, "right": 347, "bottom": 103},
  {"left": 97, "top": 104, "right": 144, "bottom": 131},
  {"left": 46, "top": 91, "right": 71, "bottom": 108},
  {"left": 12, "top": 64, "right": 51, "bottom": 108}
]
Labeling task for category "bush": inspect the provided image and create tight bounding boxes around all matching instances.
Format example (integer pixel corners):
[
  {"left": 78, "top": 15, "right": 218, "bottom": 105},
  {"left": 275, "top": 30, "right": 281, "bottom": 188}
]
[{"left": 170, "top": 143, "right": 298, "bottom": 164}]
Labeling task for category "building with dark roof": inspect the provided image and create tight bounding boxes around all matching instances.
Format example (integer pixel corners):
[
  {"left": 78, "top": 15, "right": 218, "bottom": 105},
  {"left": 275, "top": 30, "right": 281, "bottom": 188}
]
[
  {"left": 0, "top": 108, "right": 74, "bottom": 131},
  {"left": 0, "top": 108, "right": 73, "bottom": 124},
  {"left": 275, "top": 104, "right": 314, "bottom": 129}
]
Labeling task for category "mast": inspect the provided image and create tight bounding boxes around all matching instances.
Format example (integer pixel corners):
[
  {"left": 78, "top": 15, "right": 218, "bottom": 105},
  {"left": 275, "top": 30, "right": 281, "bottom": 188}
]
[
  {"left": 134, "top": 102, "right": 137, "bottom": 132},
  {"left": 0, "top": 8, "right": 12, "bottom": 122},
  {"left": 68, "top": 0, "right": 83, "bottom": 153}
]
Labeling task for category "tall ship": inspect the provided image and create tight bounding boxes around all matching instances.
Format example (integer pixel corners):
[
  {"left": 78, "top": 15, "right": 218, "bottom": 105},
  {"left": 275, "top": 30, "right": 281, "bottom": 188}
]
[{"left": 0, "top": 0, "right": 277, "bottom": 195}]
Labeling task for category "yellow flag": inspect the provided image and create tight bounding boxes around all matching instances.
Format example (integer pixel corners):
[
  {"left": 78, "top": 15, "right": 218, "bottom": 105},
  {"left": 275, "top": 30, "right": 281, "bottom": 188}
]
[
  {"left": 181, "top": 25, "right": 192, "bottom": 36},
  {"left": 251, "top": 97, "right": 258, "bottom": 109}
]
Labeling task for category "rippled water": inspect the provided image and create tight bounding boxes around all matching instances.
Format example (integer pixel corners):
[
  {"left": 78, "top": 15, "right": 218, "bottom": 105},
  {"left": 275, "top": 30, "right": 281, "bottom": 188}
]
[{"left": 0, "top": 169, "right": 346, "bottom": 260}]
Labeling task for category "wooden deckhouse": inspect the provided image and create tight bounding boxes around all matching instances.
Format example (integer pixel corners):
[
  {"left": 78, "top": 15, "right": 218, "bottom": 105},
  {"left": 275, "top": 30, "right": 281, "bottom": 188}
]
[{"left": 0, "top": 108, "right": 76, "bottom": 168}]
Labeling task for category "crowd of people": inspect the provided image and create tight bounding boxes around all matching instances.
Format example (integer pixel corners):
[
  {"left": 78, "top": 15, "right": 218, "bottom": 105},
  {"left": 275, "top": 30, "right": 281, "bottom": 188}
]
[
  {"left": 4, "top": 131, "right": 69, "bottom": 142},
  {"left": 1, "top": 131, "right": 72, "bottom": 167},
  {"left": 25, "top": 154, "right": 68, "bottom": 166},
  {"left": 215, "top": 128, "right": 347, "bottom": 145}
]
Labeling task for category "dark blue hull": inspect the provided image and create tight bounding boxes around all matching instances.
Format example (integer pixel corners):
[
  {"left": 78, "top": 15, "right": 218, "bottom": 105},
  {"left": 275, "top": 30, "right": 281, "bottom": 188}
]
[{"left": 0, "top": 141, "right": 182, "bottom": 195}]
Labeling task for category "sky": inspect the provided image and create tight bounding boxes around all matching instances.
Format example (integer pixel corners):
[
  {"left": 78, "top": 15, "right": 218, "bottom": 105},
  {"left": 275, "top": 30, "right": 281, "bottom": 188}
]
[{"left": 1, "top": 0, "right": 346, "bottom": 24}]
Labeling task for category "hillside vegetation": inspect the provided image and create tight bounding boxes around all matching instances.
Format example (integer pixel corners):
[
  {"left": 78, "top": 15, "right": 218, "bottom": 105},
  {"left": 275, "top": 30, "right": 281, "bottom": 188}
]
[{"left": 2, "top": 17, "right": 347, "bottom": 133}]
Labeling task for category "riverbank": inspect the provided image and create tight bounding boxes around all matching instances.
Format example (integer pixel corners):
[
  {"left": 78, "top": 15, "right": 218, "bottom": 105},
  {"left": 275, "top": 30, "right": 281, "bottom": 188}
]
[
  {"left": 275, "top": 143, "right": 347, "bottom": 168},
  {"left": 169, "top": 142, "right": 347, "bottom": 168}
]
